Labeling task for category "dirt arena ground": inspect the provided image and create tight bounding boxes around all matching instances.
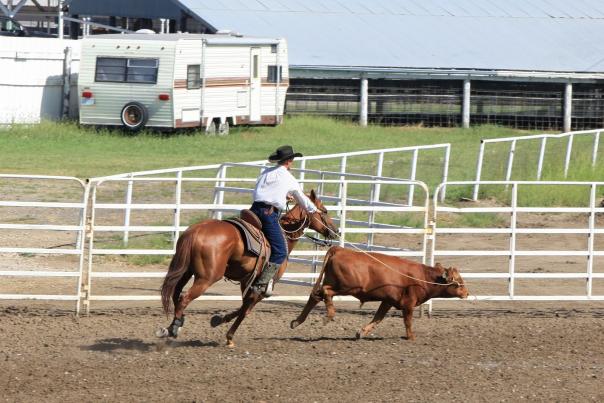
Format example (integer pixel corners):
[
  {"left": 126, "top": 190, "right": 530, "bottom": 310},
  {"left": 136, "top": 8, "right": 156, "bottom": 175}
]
[
  {"left": 2, "top": 182, "right": 603, "bottom": 401},
  {"left": 1, "top": 301, "right": 603, "bottom": 402}
]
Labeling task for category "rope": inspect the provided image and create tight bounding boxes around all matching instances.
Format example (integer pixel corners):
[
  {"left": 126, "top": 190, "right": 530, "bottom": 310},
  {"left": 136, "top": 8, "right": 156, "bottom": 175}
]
[{"left": 279, "top": 202, "right": 310, "bottom": 241}]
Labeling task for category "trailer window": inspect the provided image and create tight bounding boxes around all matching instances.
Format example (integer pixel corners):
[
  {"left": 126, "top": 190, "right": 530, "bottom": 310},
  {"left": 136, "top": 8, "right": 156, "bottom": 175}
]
[
  {"left": 187, "top": 65, "right": 201, "bottom": 89},
  {"left": 95, "top": 57, "right": 159, "bottom": 84},
  {"left": 127, "top": 58, "right": 159, "bottom": 83},
  {"left": 268, "top": 65, "right": 283, "bottom": 83}
]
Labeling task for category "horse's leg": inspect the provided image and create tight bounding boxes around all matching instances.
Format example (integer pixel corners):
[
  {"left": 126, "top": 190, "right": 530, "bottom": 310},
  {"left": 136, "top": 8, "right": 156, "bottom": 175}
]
[
  {"left": 224, "top": 293, "right": 263, "bottom": 348},
  {"left": 290, "top": 288, "right": 323, "bottom": 329},
  {"left": 210, "top": 282, "right": 251, "bottom": 327},
  {"left": 210, "top": 306, "right": 242, "bottom": 327},
  {"left": 356, "top": 301, "right": 392, "bottom": 339},
  {"left": 158, "top": 276, "right": 213, "bottom": 338}
]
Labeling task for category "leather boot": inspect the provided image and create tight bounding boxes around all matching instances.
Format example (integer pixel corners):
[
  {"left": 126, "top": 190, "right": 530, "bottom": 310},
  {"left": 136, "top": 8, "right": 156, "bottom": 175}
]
[{"left": 252, "top": 262, "right": 280, "bottom": 297}]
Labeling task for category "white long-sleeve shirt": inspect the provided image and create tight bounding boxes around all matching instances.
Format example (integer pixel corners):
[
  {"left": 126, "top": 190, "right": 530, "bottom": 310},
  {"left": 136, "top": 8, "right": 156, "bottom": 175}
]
[{"left": 253, "top": 165, "right": 317, "bottom": 213}]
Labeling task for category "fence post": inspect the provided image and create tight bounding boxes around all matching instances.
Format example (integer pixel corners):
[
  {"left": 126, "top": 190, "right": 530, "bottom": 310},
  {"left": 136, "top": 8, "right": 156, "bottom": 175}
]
[
  {"left": 85, "top": 185, "right": 98, "bottom": 315},
  {"left": 58, "top": 0, "right": 64, "bottom": 39},
  {"left": 462, "top": 79, "right": 471, "bottom": 129},
  {"left": 123, "top": 174, "right": 134, "bottom": 245},
  {"left": 592, "top": 131, "right": 600, "bottom": 167},
  {"left": 360, "top": 76, "right": 368, "bottom": 127},
  {"left": 172, "top": 170, "right": 182, "bottom": 247},
  {"left": 337, "top": 156, "right": 347, "bottom": 217},
  {"left": 407, "top": 149, "right": 418, "bottom": 206},
  {"left": 587, "top": 184, "right": 596, "bottom": 297},
  {"left": 505, "top": 140, "right": 517, "bottom": 187},
  {"left": 61, "top": 46, "right": 72, "bottom": 119},
  {"left": 441, "top": 145, "right": 450, "bottom": 202},
  {"left": 373, "top": 152, "right": 384, "bottom": 201},
  {"left": 298, "top": 159, "right": 306, "bottom": 190},
  {"left": 509, "top": 183, "right": 518, "bottom": 298},
  {"left": 564, "top": 134, "right": 574, "bottom": 178},
  {"left": 537, "top": 137, "right": 547, "bottom": 180},
  {"left": 339, "top": 181, "right": 347, "bottom": 247},
  {"left": 563, "top": 82, "right": 573, "bottom": 133},
  {"left": 472, "top": 140, "right": 485, "bottom": 200}
]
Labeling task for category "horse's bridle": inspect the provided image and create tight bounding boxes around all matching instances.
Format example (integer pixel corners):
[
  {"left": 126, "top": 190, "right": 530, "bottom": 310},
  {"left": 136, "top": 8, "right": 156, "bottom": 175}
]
[{"left": 280, "top": 202, "right": 333, "bottom": 246}]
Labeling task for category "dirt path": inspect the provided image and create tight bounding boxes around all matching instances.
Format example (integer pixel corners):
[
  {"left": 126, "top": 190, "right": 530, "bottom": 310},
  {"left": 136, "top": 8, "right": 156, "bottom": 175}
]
[{"left": 1, "top": 303, "right": 602, "bottom": 402}]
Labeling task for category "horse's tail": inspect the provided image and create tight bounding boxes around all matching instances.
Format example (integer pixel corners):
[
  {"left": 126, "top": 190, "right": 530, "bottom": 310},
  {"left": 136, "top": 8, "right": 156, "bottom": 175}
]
[
  {"left": 161, "top": 230, "right": 194, "bottom": 316},
  {"left": 312, "top": 246, "right": 338, "bottom": 293}
]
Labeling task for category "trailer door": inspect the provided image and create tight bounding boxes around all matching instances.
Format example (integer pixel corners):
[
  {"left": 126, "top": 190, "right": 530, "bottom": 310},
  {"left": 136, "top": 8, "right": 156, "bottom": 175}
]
[{"left": 249, "top": 47, "right": 261, "bottom": 121}]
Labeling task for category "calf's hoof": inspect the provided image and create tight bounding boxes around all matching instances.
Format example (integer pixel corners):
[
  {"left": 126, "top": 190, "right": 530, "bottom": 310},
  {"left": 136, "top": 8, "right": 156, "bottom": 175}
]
[
  {"left": 322, "top": 317, "right": 333, "bottom": 326},
  {"left": 290, "top": 319, "right": 300, "bottom": 329},
  {"left": 226, "top": 339, "right": 236, "bottom": 348},
  {"left": 355, "top": 330, "right": 363, "bottom": 340},
  {"left": 210, "top": 315, "right": 223, "bottom": 328}
]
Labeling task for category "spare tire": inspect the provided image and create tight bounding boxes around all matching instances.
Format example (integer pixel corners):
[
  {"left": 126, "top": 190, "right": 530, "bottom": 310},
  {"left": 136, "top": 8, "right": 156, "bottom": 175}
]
[{"left": 120, "top": 102, "right": 149, "bottom": 132}]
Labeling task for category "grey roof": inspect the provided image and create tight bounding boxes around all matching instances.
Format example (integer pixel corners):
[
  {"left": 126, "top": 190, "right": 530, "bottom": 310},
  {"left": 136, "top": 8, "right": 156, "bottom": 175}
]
[
  {"left": 68, "top": 0, "right": 182, "bottom": 19},
  {"left": 175, "top": 0, "right": 604, "bottom": 73},
  {"left": 88, "top": 33, "right": 280, "bottom": 45}
]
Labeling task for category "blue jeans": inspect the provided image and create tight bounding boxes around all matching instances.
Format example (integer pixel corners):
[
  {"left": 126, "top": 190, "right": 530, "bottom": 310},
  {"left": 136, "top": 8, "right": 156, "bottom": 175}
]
[{"left": 250, "top": 202, "right": 287, "bottom": 264}]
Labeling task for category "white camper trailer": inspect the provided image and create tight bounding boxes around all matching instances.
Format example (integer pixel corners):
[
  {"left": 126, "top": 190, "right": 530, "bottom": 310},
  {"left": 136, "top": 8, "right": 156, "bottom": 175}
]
[{"left": 78, "top": 33, "right": 288, "bottom": 133}]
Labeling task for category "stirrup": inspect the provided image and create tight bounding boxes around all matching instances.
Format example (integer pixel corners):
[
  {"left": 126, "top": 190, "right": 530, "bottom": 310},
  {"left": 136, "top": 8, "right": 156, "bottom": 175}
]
[
  {"left": 251, "top": 278, "right": 274, "bottom": 298},
  {"left": 263, "top": 279, "right": 274, "bottom": 297}
]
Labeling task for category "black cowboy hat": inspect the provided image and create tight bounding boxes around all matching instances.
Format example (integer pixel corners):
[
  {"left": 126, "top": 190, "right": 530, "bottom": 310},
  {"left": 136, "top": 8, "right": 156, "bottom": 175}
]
[{"left": 268, "top": 145, "right": 303, "bottom": 162}]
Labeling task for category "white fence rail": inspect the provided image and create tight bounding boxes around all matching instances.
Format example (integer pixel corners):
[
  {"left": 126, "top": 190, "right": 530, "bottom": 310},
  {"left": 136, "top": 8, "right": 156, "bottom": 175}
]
[
  {"left": 0, "top": 175, "right": 89, "bottom": 313},
  {"left": 89, "top": 143, "right": 450, "bottom": 245},
  {"left": 473, "top": 129, "right": 602, "bottom": 200},
  {"left": 3, "top": 173, "right": 604, "bottom": 314},
  {"left": 434, "top": 181, "right": 604, "bottom": 301},
  {"left": 84, "top": 178, "right": 430, "bottom": 311}
]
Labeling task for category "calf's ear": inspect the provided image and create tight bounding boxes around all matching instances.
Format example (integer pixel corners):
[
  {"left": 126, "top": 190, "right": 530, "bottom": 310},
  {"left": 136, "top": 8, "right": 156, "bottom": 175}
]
[
  {"left": 310, "top": 189, "right": 317, "bottom": 201},
  {"left": 441, "top": 269, "right": 448, "bottom": 281}
]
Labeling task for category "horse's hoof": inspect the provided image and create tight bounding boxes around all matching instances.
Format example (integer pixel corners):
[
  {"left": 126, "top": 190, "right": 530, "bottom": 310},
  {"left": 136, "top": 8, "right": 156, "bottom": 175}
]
[
  {"left": 210, "top": 315, "right": 223, "bottom": 328},
  {"left": 155, "top": 327, "right": 170, "bottom": 338},
  {"left": 290, "top": 319, "right": 300, "bottom": 329},
  {"left": 226, "top": 340, "right": 235, "bottom": 348}
]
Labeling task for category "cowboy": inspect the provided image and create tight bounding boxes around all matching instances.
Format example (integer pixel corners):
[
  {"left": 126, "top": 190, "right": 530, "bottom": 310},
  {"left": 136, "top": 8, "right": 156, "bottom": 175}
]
[{"left": 250, "top": 145, "right": 317, "bottom": 297}]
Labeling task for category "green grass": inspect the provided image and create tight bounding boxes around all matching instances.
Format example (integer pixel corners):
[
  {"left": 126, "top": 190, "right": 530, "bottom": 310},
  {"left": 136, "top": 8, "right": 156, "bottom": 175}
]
[
  {"left": 2, "top": 116, "right": 602, "bottom": 207},
  {"left": 0, "top": 117, "right": 520, "bottom": 178}
]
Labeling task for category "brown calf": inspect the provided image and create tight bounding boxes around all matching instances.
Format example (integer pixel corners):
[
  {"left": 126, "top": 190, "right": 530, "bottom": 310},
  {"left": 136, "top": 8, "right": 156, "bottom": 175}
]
[{"left": 291, "top": 246, "right": 469, "bottom": 340}]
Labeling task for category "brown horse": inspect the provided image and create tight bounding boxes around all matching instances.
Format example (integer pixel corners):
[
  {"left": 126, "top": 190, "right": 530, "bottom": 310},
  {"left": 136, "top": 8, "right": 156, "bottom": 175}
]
[{"left": 158, "top": 189, "right": 338, "bottom": 347}]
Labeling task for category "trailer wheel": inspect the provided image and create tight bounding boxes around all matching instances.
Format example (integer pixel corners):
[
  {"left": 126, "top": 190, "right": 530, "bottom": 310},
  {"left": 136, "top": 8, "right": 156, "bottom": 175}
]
[
  {"left": 218, "top": 120, "right": 230, "bottom": 136},
  {"left": 205, "top": 120, "right": 217, "bottom": 136},
  {"left": 120, "top": 102, "right": 148, "bottom": 132}
]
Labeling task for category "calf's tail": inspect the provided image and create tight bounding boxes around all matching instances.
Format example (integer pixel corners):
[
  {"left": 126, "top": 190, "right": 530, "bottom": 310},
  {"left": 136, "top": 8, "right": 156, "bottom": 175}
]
[{"left": 312, "top": 246, "right": 338, "bottom": 294}]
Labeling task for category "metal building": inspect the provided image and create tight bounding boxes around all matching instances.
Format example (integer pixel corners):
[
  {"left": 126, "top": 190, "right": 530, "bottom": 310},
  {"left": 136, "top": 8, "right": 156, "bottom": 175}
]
[{"left": 65, "top": 0, "right": 604, "bottom": 130}]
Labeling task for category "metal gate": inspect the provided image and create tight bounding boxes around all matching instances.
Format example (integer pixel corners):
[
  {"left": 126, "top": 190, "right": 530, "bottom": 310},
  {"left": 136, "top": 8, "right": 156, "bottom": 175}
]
[
  {"left": 432, "top": 181, "right": 604, "bottom": 301},
  {"left": 0, "top": 175, "right": 89, "bottom": 313}
]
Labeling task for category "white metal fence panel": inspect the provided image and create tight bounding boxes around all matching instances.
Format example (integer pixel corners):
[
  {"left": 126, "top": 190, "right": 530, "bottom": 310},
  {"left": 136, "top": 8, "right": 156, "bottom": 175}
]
[
  {"left": 85, "top": 177, "right": 430, "bottom": 311},
  {"left": 89, "top": 143, "right": 450, "bottom": 245},
  {"left": 473, "top": 129, "right": 602, "bottom": 200},
  {"left": 0, "top": 175, "right": 89, "bottom": 313},
  {"left": 433, "top": 181, "right": 604, "bottom": 301}
]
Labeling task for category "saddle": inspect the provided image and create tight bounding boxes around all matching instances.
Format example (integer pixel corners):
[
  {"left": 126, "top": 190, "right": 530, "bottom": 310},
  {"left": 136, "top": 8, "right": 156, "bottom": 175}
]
[
  {"left": 224, "top": 210, "right": 266, "bottom": 256},
  {"left": 224, "top": 210, "right": 271, "bottom": 281}
]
